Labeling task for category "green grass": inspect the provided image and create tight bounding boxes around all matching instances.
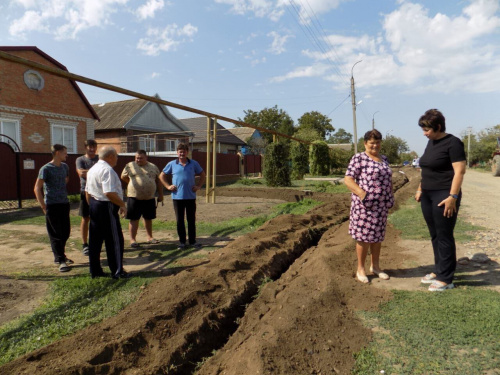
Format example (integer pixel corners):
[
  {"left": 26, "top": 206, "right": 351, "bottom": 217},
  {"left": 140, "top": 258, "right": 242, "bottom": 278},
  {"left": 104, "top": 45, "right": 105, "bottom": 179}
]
[
  {"left": 0, "top": 273, "right": 158, "bottom": 366},
  {"left": 224, "top": 177, "right": 349, "bottom": 194},
  {"left": 153, "top": 198, "right": 323, "bottom": 237},
  {"left": 388, "top": 197, "right": 483, "bottom": 242},
  {"left": 353, "top": 290, "right": 500, "bottom": 375}
]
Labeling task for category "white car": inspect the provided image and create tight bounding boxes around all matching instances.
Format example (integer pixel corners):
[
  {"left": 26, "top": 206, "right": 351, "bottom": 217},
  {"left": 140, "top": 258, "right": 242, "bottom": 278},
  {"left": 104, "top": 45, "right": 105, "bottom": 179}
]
[{"left": 412, "top": 158, "right": 420, "bottom": 168}]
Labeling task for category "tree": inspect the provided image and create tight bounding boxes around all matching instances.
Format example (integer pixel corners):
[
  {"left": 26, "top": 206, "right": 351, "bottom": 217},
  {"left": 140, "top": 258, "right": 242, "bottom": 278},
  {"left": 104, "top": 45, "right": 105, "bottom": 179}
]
[
  {"left": 293, "top": 128, "right": 322, "bottom": 142},
  {"left": 246, "top": 136, "right": 267, "bottom": 155},
  {"left": 239, "top": 106, "right": 295, "bottom": 144},
  {"left": 381, "top": 135, "right": 410, "bottom": 163},
  {"left": 263, "top": 142, "right": 291, "bottom": 187},
  {"left": 330, "top": 147, "right": 353, "bottom": 172},
  {"left": 326, "top": 128, "right": 353, "bottom": 144},
  {"left": 309, "top": 141, "right": 330, "bottom": 176},
  {"left": 296, "top": 111, "right": 334, "bottom": 140},
  {"left": 461, "top": 125, "right": 500, "bottom": 165},
  {"left": 399, "top": 151, "right": 419, "bottom": 163}
]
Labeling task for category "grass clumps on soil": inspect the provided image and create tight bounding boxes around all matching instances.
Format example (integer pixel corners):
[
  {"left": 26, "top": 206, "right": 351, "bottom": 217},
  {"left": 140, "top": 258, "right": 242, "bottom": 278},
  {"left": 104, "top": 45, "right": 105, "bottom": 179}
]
[
  {"left": 388, "top": 197, "right": 483, "bottom": 242},
  {"left": 353, "top": 290, "right": 500, "bottom": 375},
  {"left": 0, "top": 273, "right": 157, "bottom": 366},
  {"left": 154, "top": 199, "right": 323, "bottom": 237}
]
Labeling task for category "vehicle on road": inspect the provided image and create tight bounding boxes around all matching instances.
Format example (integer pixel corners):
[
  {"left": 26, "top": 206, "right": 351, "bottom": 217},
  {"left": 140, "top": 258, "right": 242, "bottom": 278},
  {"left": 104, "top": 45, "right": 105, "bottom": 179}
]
[
  {"left": 492, "top": 137, "right": 500, "bottom": 176},
  {"left": 412, "top": 158, "right": 420, "bottom": 168}
]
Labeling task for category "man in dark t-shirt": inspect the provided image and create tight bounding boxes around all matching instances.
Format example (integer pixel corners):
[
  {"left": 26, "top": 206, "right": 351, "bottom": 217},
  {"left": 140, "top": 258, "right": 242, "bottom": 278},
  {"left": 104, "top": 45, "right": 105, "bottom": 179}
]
[
  {"left": 76, "top": 140, "right": 99, "bottom": 255},
  {"left": 34, "top": 144, "right": 72, "bottom": 272}
]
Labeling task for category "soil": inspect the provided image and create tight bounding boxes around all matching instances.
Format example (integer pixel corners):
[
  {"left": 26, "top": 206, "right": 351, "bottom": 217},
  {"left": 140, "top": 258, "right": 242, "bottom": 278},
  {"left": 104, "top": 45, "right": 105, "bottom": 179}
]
[{"left": 0, "top": 168, "right": 499, "bottom": 374}]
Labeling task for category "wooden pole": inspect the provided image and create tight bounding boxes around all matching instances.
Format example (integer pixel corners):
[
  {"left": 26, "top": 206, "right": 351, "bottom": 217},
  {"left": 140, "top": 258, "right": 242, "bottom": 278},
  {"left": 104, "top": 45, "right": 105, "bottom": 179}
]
[
  {"left": 212, "top": 118, "right": 217, "bottom": 203},
  {"left": 205, "top": 117, "right": 211, "bottom": 203},
  {"left": 0, "top": 50, "right": 310, "bottom": 145}
]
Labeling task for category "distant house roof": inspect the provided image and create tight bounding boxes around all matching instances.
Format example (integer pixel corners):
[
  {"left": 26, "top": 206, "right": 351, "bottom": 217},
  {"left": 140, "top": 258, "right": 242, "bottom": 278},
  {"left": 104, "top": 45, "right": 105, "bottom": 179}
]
[
  {"left": 327, "top": 143, "right": 352, "bottom": 151},
  {"left": 226, "top": 127, "right": 260, "bottom": 143},
  {"left": 179, "top": 117, "right": 246, "bottom": 146},
  {"left": 0, "top": 46, "right": 99, "bottom": 120},
  {"left": 92, "top": 97, "right": 192, "bottom": 135}
]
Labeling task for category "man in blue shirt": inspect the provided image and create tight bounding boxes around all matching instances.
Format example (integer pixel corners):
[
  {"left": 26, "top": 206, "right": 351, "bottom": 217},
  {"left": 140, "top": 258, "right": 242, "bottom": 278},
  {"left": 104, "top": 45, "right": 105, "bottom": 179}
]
[{"left": 160, "top": 143, "right": 205, "bottom": 249}]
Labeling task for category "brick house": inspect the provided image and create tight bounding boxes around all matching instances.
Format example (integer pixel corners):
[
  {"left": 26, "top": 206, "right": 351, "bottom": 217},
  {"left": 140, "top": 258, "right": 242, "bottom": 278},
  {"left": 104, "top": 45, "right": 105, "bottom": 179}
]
[
  {"left": 0, "top": 46, "right": 99, "bottom": 153},
  {"left": 179, "top": 117, "right": 245, "bottom": 154},
  {"left": 92, "top": 96, "right": 193, "bottom": 154}
]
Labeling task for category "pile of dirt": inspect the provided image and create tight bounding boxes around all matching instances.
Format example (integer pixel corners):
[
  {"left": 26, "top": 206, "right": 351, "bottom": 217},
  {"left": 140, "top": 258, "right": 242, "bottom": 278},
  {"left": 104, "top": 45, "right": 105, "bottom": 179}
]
[{"left": 1, "top": 168, "right": 418, "bottom": 374}]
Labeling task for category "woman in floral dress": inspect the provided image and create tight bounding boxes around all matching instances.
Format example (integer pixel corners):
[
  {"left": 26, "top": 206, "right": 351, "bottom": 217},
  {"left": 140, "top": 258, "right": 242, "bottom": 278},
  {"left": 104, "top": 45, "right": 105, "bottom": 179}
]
[{"left": 344, "top": 130, "right": 394, "bottom": 284}]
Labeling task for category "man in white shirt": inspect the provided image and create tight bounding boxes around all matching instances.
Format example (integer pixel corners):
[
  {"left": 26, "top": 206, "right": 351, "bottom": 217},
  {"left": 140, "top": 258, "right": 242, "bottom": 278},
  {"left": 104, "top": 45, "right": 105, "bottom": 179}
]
[{"left": 86, "top": 146, "right": 130, "bottom": 279}]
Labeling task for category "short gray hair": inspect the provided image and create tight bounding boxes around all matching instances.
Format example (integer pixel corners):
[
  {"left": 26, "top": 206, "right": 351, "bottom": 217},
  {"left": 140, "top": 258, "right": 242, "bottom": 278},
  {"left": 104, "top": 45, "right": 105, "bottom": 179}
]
[{"left": 98, "top": 146, "right": 117, "bottom": 159}]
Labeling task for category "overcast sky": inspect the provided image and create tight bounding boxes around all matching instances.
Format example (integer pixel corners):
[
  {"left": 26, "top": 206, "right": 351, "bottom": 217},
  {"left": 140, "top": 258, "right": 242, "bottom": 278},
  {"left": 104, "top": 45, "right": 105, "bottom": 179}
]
[{"left": 1, "top": 0, "right": 500, "bottom": 155}]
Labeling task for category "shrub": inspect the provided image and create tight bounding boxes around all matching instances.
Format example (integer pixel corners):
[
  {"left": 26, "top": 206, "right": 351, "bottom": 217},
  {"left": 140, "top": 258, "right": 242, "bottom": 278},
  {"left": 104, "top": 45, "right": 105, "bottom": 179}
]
[
  {"left": 309, "top": 141, "right": 330, "bottom": 176},
  {"left": 263, "top": 143, "right": 291, "bottom": 187},
  {"left": 290, "top": 142, "right": 309, "bottom": 180}
]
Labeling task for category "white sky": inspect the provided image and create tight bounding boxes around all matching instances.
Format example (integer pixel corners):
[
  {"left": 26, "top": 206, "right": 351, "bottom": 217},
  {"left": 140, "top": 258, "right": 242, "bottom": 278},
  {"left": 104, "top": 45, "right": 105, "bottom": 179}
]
[{"left": 1, "top": 0, "right": 500, "bottom": 155}]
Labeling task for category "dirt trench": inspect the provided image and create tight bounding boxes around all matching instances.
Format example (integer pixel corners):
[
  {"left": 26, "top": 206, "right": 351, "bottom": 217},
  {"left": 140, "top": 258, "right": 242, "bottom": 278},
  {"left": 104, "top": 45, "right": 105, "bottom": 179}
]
[{"left": 1, "top": 169, "right": 415, "bottom": 375}]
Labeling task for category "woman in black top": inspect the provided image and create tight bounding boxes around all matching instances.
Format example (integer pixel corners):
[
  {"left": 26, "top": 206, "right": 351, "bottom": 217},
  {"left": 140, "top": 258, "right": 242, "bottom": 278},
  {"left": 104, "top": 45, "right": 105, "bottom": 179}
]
[{"left": 415, "top": 109, "right": 466, "bottom": 291}]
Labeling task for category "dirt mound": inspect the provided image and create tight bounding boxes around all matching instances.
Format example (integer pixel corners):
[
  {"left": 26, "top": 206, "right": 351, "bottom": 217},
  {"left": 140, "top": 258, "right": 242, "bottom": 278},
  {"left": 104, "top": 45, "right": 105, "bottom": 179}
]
[{"left": 1, "top": 168, "right": 417, "bottom": 375}]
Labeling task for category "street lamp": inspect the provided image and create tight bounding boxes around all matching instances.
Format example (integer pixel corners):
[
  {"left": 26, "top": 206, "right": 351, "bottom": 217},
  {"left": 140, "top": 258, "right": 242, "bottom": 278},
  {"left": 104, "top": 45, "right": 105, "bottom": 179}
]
[
  {"left": 466, "top": 127, "right": 473, "bottom": 167},
  {"left": 351, "top": 60, "right": 362, "bottom": 154},
  {"left": 372, "top": 111, "right": 379, "bottom": 130}
]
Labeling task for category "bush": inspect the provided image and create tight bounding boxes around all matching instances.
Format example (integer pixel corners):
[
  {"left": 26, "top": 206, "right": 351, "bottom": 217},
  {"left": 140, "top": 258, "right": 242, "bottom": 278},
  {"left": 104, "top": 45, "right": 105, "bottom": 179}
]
[
  {"left": 290, "top": 142, "right": 309, "bottom": 180},
  {"left": 309, "top": 141, "right": 330, "bottom": 176},
  {"left": 330, "top": 147, "right": 353, "bottom": 173},
  {"left": 263, "top": 143, "right": 291, "bottom": 187}
]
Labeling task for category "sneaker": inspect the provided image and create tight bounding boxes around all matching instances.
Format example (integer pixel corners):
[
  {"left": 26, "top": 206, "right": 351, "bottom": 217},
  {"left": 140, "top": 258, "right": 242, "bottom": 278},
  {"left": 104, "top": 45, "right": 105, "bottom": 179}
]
[
  {"left": 191, "top": 242, "right": 203, "bottom": 249},
  {"left": 82, "top": 244, "right": 89, "bottom": 256},
  {"left": 112, "top": 271, "right": 132, "bottom": 280},
  {"left": 59, "top": 261, "right": 70, "bottom": 272},
  {"left": 178, "top": 243, "right": 186, "bottom": 250},
  {"left": 64, "top": 257, "right": 74, "bottom": 265}
]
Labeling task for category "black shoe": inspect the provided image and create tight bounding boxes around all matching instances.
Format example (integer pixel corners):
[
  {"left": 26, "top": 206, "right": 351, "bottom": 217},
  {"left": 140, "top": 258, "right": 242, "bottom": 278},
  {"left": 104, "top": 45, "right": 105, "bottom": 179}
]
[
  {"left": 178, "top": 243, "right": 186, "bottom": 250},
  {"left": 54, "top": 257, "right": 74, "bottom": 265},
  {"left": 112, "top": 271, "right": 132, "bottom": 279},
  {"left": 191, "top": 242, "right": 203, "bottom": 249},
  {"left": 82, "top": 244, "right": 89, "bottom": 256},
  {"left": 91, "top": 271, "right": 107, "bottom": 279}
]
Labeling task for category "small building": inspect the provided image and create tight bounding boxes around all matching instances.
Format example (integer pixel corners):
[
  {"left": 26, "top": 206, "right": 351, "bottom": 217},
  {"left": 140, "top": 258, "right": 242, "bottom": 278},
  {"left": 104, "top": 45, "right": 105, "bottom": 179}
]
[
  {"left": 0, "top": 46, "right": 99, "bottom": 153},
  {"left": 179, "top": 117, "right": 245, "bottom": 154},
  {"left": 92, "top": 96, "right": 193, "bottom": 154}
]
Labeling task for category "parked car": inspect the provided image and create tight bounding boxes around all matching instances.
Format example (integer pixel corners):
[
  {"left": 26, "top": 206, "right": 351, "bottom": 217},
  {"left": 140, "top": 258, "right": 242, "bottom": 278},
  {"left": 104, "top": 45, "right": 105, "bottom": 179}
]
[
  {"left": 402, "top": 160, "right": 410, "bottom": 166},
  {"left": 412, "top": 158, "right": 420, "bottom": 168}
]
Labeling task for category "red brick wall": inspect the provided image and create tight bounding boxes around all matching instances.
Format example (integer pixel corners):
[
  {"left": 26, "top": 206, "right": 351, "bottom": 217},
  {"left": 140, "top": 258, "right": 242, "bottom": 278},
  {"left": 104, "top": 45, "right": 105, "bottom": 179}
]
[{"left": 0, "top": 49, "right": 94, "bottom": 154}]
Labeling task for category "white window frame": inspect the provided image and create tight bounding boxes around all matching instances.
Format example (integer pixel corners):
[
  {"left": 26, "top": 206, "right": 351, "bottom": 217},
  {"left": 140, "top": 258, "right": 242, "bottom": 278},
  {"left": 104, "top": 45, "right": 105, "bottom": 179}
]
[
  {"left": 50, "top": 123, "right": 77, "bottom": 154},
  {"left": 0, "top": 117, "right": 21, "bottom": 151},
  {"left": 139, "top": 137, "right": 156, "bottom": 152},
  {"left": 165, "top": 139, "right": 176, "bottom": 151}
]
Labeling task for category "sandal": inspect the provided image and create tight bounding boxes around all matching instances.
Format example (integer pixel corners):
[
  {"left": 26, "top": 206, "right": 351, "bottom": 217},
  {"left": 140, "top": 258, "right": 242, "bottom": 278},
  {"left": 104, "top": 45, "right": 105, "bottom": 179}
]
[
  {"left": 356, "top": 272, "right": 370, "bottom": 284},
  {"left": 369, "top": 267, "right": 390, "bottom": 280},
  {"left": 146, "top": 239, "right": 160, "bottom": 244},
  {"left": 428, "top": 281, "right": 454, "bottom": 292},
  {"left": 130, "top": 242, "right": 140, "bottom": 248},
  {"left": 421, "top": 273, "right": 436, "bottom": 284}
]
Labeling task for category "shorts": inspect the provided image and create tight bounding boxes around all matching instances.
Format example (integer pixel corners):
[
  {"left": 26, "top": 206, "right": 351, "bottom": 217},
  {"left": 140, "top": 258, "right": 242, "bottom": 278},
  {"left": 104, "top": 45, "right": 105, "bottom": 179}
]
[
  {"left": 126, "top": 197, "right": 157, "bottom": 220},
  {"left": 79, "top": 192, "right": 90, "bottom": 217}
]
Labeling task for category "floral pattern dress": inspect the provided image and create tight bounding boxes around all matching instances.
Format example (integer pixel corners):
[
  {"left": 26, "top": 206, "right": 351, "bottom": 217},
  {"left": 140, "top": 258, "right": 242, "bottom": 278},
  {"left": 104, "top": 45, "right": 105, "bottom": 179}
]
[{"left": 345, "top": 152, "right": 394, "bottom": 243}]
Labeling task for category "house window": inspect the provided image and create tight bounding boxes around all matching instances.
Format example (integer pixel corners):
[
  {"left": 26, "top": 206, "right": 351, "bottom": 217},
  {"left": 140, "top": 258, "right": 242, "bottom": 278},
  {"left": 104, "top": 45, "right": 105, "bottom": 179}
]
[
  {"left": 51, "top": 124, "right": 76, "bottom": 153},
  {"left": 139, "top": 137, "right": 155, "bottom": 152},
  {"left": 166, "top": 140, "right": 176, "bottom": 151},
  {"left": 0, "top": 119, "right": 20, "bottom": 151}
]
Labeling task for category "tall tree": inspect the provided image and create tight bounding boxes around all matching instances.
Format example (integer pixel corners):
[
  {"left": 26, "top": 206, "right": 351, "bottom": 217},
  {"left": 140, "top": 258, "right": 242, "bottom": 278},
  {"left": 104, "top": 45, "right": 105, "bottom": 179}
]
[
  {"left": 239, "top": 106, "right": 295, "bottom": 144},
  {"left": 296, "top": 111, "right": 334, "bottom": 140},
  {"left": 461, "top": 124, "right": 500, "bottom": 164},
  {"left": 326, "top": 128, "right": 353, "bottom": 144},
  {"left": 380, "top": 135, "right": 410, "bottom": 163}
]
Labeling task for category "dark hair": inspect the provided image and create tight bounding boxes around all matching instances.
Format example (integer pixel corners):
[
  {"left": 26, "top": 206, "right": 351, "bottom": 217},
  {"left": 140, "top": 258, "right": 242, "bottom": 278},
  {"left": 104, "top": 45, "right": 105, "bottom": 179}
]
[
  {"left": 84, "top": 139, "right": 97, "bottom": 147},
  {"left": 177, "top": 143, "right": 189, "bottom": 151},
  {"left": 136, "top": 149, "right": 147, "bottom": 156},
  {"left": 51, "top": 144, "right": 67, "bottom": 156},
  {"left": 418, "top": 109, "right": 446, "bottom": 132},
  {"left": 363, "top": 129, "right": 382, "bottom": 142}
]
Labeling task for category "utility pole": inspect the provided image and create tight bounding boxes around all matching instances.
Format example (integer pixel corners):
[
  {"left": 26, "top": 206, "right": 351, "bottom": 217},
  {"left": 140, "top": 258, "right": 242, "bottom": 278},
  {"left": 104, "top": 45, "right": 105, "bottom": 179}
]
[
  {"left": 466, "top": 127, "right": 472, "bottom": 168},
  {"left": 372, "top": 111, "right": 379, "bottom": 130},
  {"left": 351, "top": 60, "right": 362, "bottom": 154}
]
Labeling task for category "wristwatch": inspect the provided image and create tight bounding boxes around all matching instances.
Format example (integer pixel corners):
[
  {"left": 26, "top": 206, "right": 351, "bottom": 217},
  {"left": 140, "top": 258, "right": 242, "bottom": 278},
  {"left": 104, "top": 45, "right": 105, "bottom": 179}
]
[{"left": 449, "top": 194, "right": 459, "bottom": 199}]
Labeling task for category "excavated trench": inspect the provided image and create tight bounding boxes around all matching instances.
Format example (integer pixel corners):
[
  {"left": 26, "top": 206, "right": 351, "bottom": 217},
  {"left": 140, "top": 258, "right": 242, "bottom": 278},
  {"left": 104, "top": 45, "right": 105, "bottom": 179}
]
[{"left": 1, "top": 170, "right": 412, "bottom": 375}]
